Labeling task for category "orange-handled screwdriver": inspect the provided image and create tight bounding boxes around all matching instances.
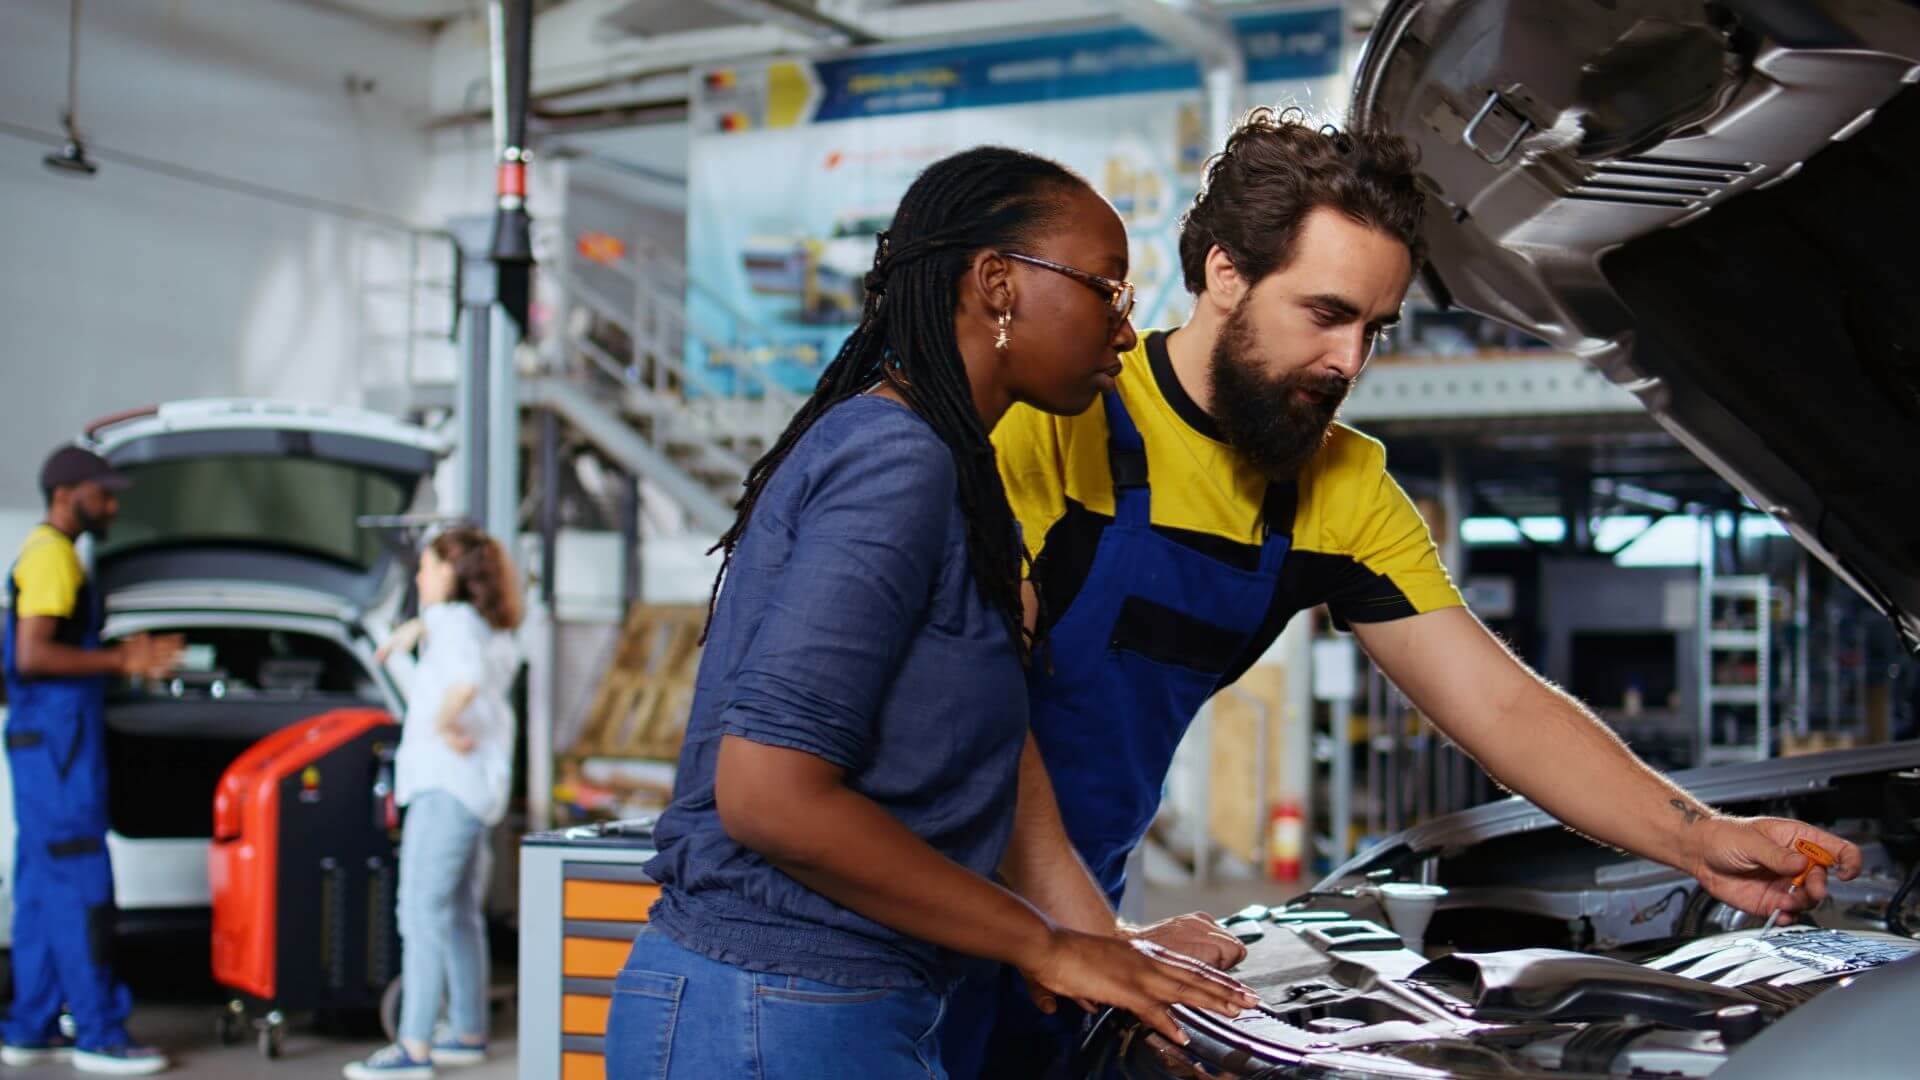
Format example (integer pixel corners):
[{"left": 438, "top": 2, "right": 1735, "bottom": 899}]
[{"left": 1763, "top": 838, "right": 1837, "bottom": 935}]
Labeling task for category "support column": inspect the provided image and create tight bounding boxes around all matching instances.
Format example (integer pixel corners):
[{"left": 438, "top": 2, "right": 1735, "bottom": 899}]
[
  {"left": 524, "top": 599, "right": 555, "bottom": 831},
  {"left": 617, "top": 469, "right": 642, "bottom": 611},
  {"left": 1439, "top": 443, "right": 1466, "bottom": 581},
  {"left": 1204, "top": 60, "right": 1246, "bottom": 146},
  {"left": 451, "top": 217, "right": 498, "bottom": 525},
  {"left": 1794, "top": 549, "right": 1811, "bottom": 738},
  {"left": 539, "top": 409, "right": 560, "bottom": 608},
  {"left": 525, "top": 408, "right": 561, "bottom": 832},
  {"left": 1564, "top": 465, "right": 1593, "bottom": 553},
  {"left": 485, "top": 306, "right": 519, "bottom": 542}
]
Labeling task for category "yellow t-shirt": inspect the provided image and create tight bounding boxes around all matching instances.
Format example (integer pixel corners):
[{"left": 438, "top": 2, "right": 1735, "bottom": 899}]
[
  {"left": 11, "top": 524, "right": 84, "bottom": 621},
  {"left": 994, "top": 330, "right": 1462, "bottom": 685}
]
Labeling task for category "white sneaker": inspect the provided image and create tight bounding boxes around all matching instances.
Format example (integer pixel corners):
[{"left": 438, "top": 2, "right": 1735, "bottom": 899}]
[
  {"left": 71, "top": 1044, "right": 169, "bottom": 1076},
  {"left": 1, "top": 1037, "right": 75, "bottom": 1066},
  {"left": 429, "top": 1040, "right": 487, "bottom": 1066},
  {"left": 342, "top": 1044, "right": 434, "bottom": 1080}
]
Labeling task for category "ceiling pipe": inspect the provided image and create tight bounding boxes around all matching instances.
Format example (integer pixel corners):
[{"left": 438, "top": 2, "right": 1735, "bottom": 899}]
[{"left": 489, "top": 0, "right": 535, "bottom": 330}]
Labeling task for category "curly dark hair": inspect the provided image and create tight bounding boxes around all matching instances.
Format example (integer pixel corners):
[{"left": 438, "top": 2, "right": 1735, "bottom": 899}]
[
  {"left": 1177, "top": 106, "right": 1426, "bottom": 294},
  {"left": 429, "top": 524, "right": 523, "bottom": 632}
]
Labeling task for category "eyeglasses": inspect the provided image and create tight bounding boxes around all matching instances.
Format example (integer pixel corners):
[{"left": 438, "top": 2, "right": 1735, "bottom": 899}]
[{"left": 1001, "top": 252, "right": 1136, "bottom": 327}]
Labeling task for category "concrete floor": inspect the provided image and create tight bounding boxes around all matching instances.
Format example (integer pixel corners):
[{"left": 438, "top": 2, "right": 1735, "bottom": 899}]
[
  {"left": 0, "top": 885, "right": 1276, "bottom": 1080},
  {"left": 1, "top": 1003, "right": 520, "bottom": 1080},
  {"left": 5, "top": 936, "right": 523, "bottom": 1080}
]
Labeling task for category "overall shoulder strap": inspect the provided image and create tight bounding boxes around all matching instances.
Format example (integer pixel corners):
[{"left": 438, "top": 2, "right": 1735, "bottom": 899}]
[{"left": 1099, "top": 391, "right": 1151, "bottom": 528}]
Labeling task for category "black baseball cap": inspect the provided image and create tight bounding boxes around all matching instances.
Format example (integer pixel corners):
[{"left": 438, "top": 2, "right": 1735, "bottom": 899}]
[{"left": 39, "top": 445, "right": 131, "bottom": 496}]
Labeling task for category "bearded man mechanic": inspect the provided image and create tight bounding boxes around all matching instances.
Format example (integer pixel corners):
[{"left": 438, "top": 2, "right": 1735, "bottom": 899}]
[
  {"left": 938, "top": 109, "right": 1863, "bottom": 1078},
  {"left": 4, "top": 446, "right": 180, "bottom": 1074}
]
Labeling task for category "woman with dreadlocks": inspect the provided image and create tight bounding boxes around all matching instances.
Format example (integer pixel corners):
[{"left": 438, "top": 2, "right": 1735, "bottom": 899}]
[{"left": 604, "top": 148, "right": 1258, "bottom": 1078}]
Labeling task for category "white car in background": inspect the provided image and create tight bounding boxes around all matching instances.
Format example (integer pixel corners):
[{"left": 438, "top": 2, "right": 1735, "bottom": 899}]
[{"left": 0, "top": 399, "right": 446, "bottom": 959}]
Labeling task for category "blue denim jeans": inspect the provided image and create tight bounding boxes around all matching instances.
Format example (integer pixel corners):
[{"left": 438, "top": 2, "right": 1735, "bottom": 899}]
[
  {"left": 605, "top": 927, "right": 948, "bottom": 1080},
  {"left": 397, "top": 790, "right": 491, "bottom": 1044}
]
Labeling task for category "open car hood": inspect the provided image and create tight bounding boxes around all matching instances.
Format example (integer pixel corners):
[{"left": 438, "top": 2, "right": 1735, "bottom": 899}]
[{"left": 1352, "top": 0, "right": 1920, "bottom": 652}]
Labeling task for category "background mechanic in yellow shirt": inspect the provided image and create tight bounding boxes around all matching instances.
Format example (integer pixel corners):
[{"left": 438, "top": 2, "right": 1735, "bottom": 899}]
[
  {"left": 936, "top": 109, "right": 1862, "bottom": 1078},
  {"left": 3, "top": 446, "right": 179, "bottom": 1073}
]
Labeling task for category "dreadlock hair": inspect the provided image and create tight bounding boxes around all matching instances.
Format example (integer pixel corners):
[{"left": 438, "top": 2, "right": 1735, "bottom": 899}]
[{"left": 705, "top": 146, "right": 1091, "bottom": 662}]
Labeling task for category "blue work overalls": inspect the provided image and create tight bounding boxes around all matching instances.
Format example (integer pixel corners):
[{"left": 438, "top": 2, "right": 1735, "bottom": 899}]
[
  {"left": 941, "top": 392, "right": 1290, "bottom": 1078},
  {"left": 3, "top": 544, "right": 134, "bottom": 1051}
]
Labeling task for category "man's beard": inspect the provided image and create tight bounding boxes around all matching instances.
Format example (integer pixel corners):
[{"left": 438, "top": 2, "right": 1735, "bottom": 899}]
[
  {"left": 75, "top": 504, "right": 111, "bottom": 541},
  {"left": 1208, "top": 300, "right": 1351, "bottom": 478}
]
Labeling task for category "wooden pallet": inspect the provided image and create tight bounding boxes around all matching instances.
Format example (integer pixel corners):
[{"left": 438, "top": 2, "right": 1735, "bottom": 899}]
[{"left": 574, "top": 604, "right": 707, "bottom": 760}]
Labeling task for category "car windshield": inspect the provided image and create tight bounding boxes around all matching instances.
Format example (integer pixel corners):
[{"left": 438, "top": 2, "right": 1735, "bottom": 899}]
[{"left": 99, "top": 454, "right": 412, "bottom": 571}]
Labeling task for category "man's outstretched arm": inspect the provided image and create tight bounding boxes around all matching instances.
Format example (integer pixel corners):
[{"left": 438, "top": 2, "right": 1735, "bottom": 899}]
[{"left": 1353, "top": 606, "right": 1861, "bottom": 917}]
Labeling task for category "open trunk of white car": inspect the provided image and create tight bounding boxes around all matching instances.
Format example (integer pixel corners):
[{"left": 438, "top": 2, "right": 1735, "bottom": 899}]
[{"left": 0, "top": 401, "right": 447, "bottom": 946}]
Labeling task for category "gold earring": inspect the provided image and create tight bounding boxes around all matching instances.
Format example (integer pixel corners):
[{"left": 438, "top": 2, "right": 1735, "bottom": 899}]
[{"left": 994, "top": 311, "right": 1012, "bottom": 351}]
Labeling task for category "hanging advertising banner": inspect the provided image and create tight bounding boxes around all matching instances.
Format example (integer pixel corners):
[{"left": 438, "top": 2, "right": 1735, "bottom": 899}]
[{"left": 686, "top": 7, "right": 1344, "bottom": 394}]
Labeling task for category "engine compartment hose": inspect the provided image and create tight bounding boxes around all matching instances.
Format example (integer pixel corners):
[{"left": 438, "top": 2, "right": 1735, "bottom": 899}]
[{"left": 1888, "top": 860, "right": 1920, "bottom": 938}]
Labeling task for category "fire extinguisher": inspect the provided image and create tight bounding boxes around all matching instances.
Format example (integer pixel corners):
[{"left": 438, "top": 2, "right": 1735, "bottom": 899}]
[{"left": 1268, "top": 800, "right": 1303, "bottom": 883}]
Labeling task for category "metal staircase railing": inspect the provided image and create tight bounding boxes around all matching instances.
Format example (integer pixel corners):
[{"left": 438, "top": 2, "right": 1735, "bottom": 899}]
[
  {"left": 359, "top": 214, "right": 809, "bottom": 536},
  {"left": 357, "top": 229, "right": 462, "bottom": 391},
  {"left": 540, "top": 226, "right": 805, "bottom": 524}
]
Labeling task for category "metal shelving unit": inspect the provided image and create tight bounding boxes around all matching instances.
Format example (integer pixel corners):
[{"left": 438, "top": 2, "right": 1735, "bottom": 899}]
[
  {"left": 1306, "top": 622, "right": 1485, "bottom": 873},
  {"left": 1698, "top": 573, "right": 1773, "bottom": 765}
]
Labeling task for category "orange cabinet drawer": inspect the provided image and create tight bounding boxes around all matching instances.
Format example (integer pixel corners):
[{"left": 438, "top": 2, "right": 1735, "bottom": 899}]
[
  {"left": 564, "top": 880, "right": 660, "bottom": 922},
  {"left": 562, "top": 994, "right": 612, "bottom": 1036},
  {"left": 562, "top": 937, "right": 634, "bottom": 979},
  {"left": 562, "top": 1050, "right": 605, "bottom": 1080}
]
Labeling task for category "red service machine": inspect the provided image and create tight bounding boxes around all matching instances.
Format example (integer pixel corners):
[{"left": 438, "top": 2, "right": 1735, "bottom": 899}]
[{"left": 210, "top": 708, "right": 403, "bottom": 1058}]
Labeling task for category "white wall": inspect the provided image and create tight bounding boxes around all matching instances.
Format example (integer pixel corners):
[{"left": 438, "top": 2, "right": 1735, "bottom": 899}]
[{"left": 0, "top": 0, "right": 438, "bottom": 510}]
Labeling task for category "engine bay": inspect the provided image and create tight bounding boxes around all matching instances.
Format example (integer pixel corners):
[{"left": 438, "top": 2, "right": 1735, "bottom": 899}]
[
  {"left": 1094, "top": 757, "right": 1920, "bottom": 1077},
  {"left": 1108, "top": 912, "right": 1917, "bottom": 1078}
]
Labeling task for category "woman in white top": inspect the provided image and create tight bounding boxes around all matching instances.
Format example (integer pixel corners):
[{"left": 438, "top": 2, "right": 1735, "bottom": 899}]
[{"left": 346, "top": 525, "right": 522, "bottom": 1080}]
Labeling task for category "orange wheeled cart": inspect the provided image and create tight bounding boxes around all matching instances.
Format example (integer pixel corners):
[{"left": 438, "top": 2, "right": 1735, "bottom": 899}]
[{"left": 209, "top": 708, "right": 403, "bottom": 1058}]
